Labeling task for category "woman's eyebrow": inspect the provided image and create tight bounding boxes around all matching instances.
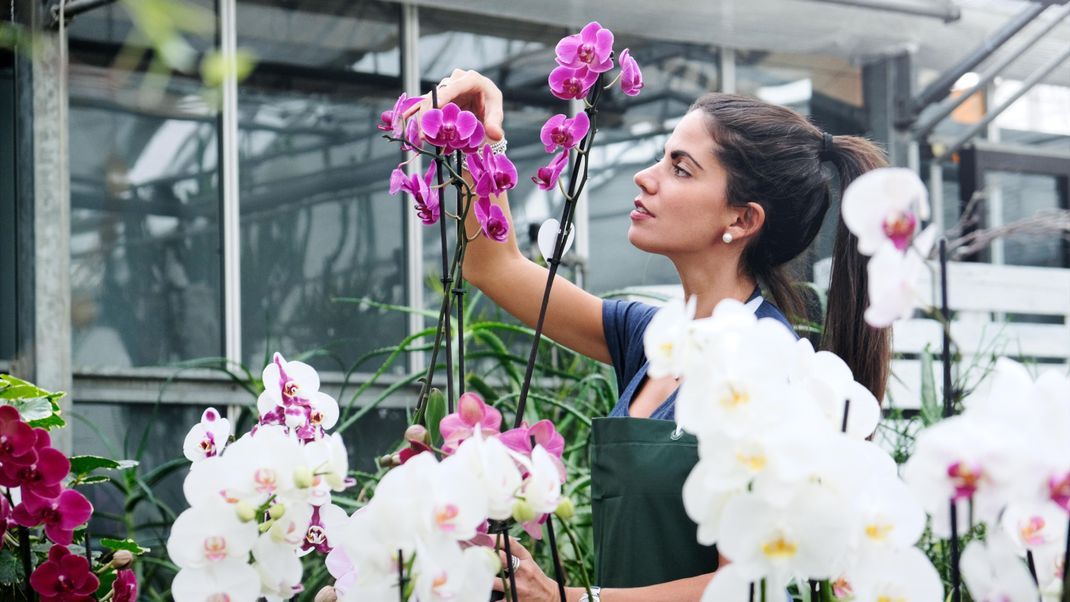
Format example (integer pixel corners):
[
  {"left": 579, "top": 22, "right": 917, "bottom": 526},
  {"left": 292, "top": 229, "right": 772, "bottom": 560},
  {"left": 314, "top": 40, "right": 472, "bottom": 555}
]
[{"left": 664, "top": 147, "right": 705, "bottom": 171}]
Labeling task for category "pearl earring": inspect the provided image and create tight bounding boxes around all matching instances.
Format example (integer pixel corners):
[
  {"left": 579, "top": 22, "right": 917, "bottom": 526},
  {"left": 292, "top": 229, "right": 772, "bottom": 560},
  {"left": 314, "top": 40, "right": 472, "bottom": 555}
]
[{"left": 722, "top": 232, "right": 733, "bottom": 244}]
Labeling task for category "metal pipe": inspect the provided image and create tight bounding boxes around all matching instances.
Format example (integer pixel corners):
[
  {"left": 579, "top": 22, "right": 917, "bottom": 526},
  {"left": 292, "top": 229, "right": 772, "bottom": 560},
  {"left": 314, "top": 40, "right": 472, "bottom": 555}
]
[
  {"left": 810, "top": 0, "right": 960, "bottom": 21},
  {"left": 909, "top": 1, "right": 1049, "bottom": 119},
  {"left": 219, "top": 0, "right": 243, "bottom": 367},
  {"left": 48, "top": 0, "right": 118, "bottom": 28},
  {"left": 913, "top": 2, "right": 1070, "bottom": 138},
  {"left": 937, "top": 41, "right": 1070, "bottom": 162}
]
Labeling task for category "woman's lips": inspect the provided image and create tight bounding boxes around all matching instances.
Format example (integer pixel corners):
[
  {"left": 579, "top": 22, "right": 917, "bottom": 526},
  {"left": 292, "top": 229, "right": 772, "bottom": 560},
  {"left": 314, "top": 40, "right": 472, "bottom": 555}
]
[{"left": 631, "top": 200, "right": 654, "bottom": 220}]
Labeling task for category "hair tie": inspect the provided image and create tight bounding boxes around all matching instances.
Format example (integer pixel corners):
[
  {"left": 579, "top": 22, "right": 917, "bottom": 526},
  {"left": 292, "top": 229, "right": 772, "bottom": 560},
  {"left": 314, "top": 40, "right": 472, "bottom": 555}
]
[{"left": 819, "top": 132, "right": 836, "bottom": 162}]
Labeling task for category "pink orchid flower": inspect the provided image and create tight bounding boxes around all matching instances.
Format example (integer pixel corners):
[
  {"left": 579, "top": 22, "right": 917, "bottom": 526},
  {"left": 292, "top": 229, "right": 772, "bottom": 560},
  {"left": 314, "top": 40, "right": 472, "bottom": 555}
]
[
  {"left": 389, "top": 162, "right": 441, "bottom": 225},
  {"left": 112, "top": 569, "right": 138, "bottom": 602},
  {"left": 474, "top": 197, "right": 510, "bottom": 243},
  {"left": 619, "top": 48, "right": 644, "bottom": 97},
  {"left": 0, "top": 428, "right": 68, "bottom": 498},
  {"left": 532, "top": 151, "right": 570, "bottom": 191},
  {"left": 439, "top": 392, "right": 502, "bottom": 454},
  {"left": 13, "top": 489, "right": 93, "bottom": 546},
  {"left": 466, "top": 144, "right": 518, "bottom": 199},
  {"left": 540, "top": 112, "right": 590, "bottom": 154},
  {"left": 378, "top": 93, "right": 423, "bottom": 139},
  {"left": 500, "top": 420, "right": 567, "bottom": 482},
  {"left": 548, "top": 66, "right": 599, "bottom": 101},
  {"left": 555, "top": 22, "right": 614, "bottom": 74},
  {"left": 420, "top": 102, "right": 485, "bottom": 154},
  {"left": 0, "top": 405, "right": 37, "bottom": 467},
  {"left": 30, "top": 545, "right": 100, "bottom": 602}
]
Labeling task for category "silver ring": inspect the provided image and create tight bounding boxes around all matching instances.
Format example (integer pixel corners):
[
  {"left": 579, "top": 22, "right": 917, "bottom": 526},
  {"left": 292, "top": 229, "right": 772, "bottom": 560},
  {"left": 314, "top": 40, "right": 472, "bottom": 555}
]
[
  {"left": 509, "top": 555, "right": 520, "bottom": 572},
  {"left": 489, "top": 138, "right": 508, "bottom": 155}
]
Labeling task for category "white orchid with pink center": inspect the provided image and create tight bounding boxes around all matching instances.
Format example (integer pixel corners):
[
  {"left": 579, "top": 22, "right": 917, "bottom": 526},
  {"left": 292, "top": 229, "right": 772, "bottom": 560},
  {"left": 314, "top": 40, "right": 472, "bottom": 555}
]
[
  {"left": 257, "top": 352, "right": 339, "bottom": 442},
  {"left": 182, "top": 407, "right": 232, "bottom": 462},
  {"left": 842, "top": 167, "right": 930, "bottom": 255}
]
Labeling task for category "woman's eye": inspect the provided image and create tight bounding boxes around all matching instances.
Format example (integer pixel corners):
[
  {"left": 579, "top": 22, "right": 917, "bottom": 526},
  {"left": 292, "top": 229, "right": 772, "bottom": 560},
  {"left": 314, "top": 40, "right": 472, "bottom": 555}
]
[{"left": 672, "top": 163, "right": 690, "bottom": 177}]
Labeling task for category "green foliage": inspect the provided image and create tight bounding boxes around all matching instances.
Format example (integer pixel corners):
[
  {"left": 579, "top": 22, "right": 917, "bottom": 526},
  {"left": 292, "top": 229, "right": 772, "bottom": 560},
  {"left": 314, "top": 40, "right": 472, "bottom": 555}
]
[
  {"left": 425, "top": 388, "right": 447, "bottom": 447},
  {"left": 100, "top": 538, "right": 152, "bottom": 555},
  {"left": 0, "top": 374, "right": 66, "bottom": 429}
]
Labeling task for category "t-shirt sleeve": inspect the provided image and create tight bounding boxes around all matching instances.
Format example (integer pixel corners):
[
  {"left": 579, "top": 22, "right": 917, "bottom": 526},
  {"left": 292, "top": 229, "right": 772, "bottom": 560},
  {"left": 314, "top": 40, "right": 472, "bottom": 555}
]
[{"left": 602, "top": 299, "right": 659, "bottom": 396}]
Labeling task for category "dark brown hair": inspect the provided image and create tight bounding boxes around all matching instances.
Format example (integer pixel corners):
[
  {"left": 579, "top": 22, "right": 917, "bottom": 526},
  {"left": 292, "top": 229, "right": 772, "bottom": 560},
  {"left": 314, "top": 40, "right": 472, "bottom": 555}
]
[{"left": 689, "top": 93, "right": 891, "bottom": 401}]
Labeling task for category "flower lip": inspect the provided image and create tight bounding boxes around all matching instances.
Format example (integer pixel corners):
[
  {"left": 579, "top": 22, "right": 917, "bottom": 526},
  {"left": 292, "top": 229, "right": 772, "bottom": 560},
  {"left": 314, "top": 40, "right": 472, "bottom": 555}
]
[{"left": 634, "top": 199, "right": 655, "bottom": 217}]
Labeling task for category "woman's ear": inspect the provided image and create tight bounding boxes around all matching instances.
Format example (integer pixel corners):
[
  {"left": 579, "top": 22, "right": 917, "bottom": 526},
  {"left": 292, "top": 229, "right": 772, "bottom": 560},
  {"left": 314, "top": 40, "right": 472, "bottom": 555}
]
[{"left": 725, "top": 202, "right": 765, "bottom": 242}]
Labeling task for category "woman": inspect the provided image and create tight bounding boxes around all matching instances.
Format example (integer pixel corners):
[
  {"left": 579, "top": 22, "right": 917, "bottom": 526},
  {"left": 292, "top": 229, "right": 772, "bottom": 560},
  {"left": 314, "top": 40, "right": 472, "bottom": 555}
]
[{"left": 420, "top": 69, "right": 891, "bottom": 601}]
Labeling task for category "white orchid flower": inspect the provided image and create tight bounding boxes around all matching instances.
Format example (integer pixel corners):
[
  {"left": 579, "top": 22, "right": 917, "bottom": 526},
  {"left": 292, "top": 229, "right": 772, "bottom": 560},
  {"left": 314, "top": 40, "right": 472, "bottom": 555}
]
[
  {"left": 842, "top": 167, "right": 930, "bottom": 256},
  {"left": 863, "top": 224, "right": 936, "bottom": 327},
  {"left": 845, "top": 546, "right": 943, "bottom": 602},
  {"left": 961, "top": 532, "right": 1040, "bottom": 602},
  {"left": 213, "top": 427, "right": 308, "bottom": 507},
  {"left": 903, "top": 413, "right": 1041, "bottom": 537},
  {"left": 849, "top": 474, "right": 927, "bottom": 553},
  {"left": 258, "top": 352, "right": 322, "bottom": 410},
  {"left": 182, "top": 407, "right": 232, "bottom": 463},
  {"left": 253, "top": 532, "right": 304, "bottom": 601},
  {"left": 411, "top": 539, "right": 499, "bottom": 602},
  {"left": 644, "top": 295, "right": 696, "bottom": 379},
  {"left": 789, "top": 339, "right": 881, "bottom": 438},
  {"left": 682, "top": 455, "right": 744, "bottom": 546},
  {"left": 172, "top": 558, "right": 261, "bottom": 602},
  {"left": 518, "top": 444, "right": 564, "bottom": 515},
  {"left": 167, "top": 501, "right": 259, "bottom": 569},
  {"left": 717, "top": 486, "right": 852, "bottom": 586},
  {"left": 304, "top": 432, "right": 350, "bottom": 492},
  {"left": 449, "top": 432, "right": 523, "bottom": 521}
]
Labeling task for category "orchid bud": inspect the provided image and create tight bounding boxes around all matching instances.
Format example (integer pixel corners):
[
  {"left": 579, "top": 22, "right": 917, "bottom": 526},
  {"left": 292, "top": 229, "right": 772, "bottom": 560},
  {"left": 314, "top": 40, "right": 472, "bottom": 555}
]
[
  {"left": 555, "top": 497, "right": 576, "bottom": 521},
  {"left": 511, "top": 499, "right": 536, "bottom": 523},
  {"left": 268, "top": 503, "right": 286, "bottom": 520},
  {"left": 259, "top": 519, "right": 275, "bottom": 533},
  {"left": 404, "top": 424, "right": 430, "bottom": 445},
  {"left": 458, "top": 392, "right": 485, "bottom": 425},
  {"left": 314, "top": 586, "right": 339, "bottom": 602},
  {"left": 294, "top": 466, "right": 315, "bottom": 489},
  {"left": 235, "top": 500, "right": 258, "bottom": 523},
  {"left": 378, "top": 454, "right": 401, "bottom": 469},
  {"left": 110, "top": 550, "right": 135, "bottom": 570}
]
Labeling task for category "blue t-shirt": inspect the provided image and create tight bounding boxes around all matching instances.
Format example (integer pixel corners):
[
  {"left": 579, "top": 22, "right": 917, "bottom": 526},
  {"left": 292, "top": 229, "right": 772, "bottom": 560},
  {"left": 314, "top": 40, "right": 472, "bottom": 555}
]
[{"left": 602, "top": 292, "right": 797, "bottom": 420}]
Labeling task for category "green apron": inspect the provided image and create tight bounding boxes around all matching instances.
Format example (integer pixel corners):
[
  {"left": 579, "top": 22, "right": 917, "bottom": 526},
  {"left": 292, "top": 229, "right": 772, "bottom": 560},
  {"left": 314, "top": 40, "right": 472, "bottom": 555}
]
[{"left": 589, "top": 417, "right": 719, "bottom": 588}]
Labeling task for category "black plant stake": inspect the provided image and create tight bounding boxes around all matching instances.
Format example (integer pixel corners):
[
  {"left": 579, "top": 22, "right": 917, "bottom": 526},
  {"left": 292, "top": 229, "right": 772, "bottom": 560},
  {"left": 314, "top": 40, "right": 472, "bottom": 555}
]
[
  {"left": 1061, "top": 520, "right": 1070, "bottom": 602},
  {"left": 501, "top": 526, "right": 520, "bottom": 602},
  {"left": 939, "top": 238, "right": 962, "bottom": 602},
  {"left": 19, "top": 526, "right": 33, "bottom": 601},
  {"left": 545, "top": 518, "right": 568, "bottom": 602},
  {"left": 453, "top": 149, "right": 468, "bottom": 397},
  {"left": 430, "top": 88, "right": 456, "bottom": 413},
  {"left": 398, "top": 549, "right": 405, "bottom": 602}
]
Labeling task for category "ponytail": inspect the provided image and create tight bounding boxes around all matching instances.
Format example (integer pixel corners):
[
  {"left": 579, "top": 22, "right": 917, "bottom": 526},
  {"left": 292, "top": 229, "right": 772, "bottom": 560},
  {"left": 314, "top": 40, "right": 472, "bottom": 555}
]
[{"left": 821, "top": 136, "right": 891, "bottom": 402}]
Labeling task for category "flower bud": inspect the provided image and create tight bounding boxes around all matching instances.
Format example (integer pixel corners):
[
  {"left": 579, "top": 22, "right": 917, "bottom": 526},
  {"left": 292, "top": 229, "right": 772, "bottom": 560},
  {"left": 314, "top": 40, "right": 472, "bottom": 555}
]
[
  {"left": 268, "top": 503, "right": 286, "bottom": 520},
  {"left": 258, "top": 519, "right": 275, "bottom": 533},
  {"left": 314, "top": 586, "right": 338, "bottom": 602},
  {"left": 294, "top": 466, "right": 315, "bottom": 489},
  {"left": 511, "top": 499, "right": 536, "bottom": 523},
  {"left": 110, "top": 550, "right": 135, "bottom": 570},
  {"left": 235, "top": 500, "right": 258, "bottom": 522},
  {"left": 404, "top": 424, "right": 430, "bottom": 445},
  {"left": 554, "top": 497, "right": 575, "bottom": 521},
  {"left": 377, "top": 454, "right": 401, "bottom": 469}
]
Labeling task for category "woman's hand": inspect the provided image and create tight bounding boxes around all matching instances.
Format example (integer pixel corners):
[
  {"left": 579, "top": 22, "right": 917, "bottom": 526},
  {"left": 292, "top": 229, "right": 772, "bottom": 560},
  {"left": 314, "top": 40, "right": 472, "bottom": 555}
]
[
  {"left": 404, "top": 68, "right": 506, "bottom": 142},
  {"left": 491, "top": 537, "right": 571, "bottom": 602}
]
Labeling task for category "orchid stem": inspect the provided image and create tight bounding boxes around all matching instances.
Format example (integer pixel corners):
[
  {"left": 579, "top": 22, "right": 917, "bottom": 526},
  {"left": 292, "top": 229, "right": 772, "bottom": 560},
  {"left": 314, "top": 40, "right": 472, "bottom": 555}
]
[
  {"left": 431, "top": 88, "right": 455, "bottom": 414},
  {"left": 18, "top": 526, "right": 32, "bottom": 601},
  {"left": 1061, "top": 520, "right": 1070, "bottom": 602},
  {"left": 561, "top": 515, "right": 594, "bottom": 601},
  {"left": 513, "top": 72, "right": 604, "bottom": 427},
  {"left": 949, "top": 497, "right": 962, "bottom": 602},
  {"left": 602, "top": 71, "right": 622, "bottom": 90},
  {"left": 546, "top": 516, "right": 568, "bottom": 602}
]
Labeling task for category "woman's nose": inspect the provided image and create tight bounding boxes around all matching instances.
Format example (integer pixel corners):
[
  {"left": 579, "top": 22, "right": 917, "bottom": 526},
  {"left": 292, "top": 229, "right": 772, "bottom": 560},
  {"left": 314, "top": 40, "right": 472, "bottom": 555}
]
[{"left": 634, "top": 165, "right": 656, "bottom": 195}]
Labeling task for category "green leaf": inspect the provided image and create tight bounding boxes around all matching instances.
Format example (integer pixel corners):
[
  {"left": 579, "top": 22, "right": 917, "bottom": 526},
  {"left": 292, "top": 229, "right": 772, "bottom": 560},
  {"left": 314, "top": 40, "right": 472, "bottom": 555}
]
[
  {"left": 426, "top": 388, "right": 447, "bottom": 447},
  {"left": 27, "top": 413, "right": 66, "bottom": 430},
  {"left": 99, "top": 538, "right": 151, "bottom": 555},
  {"left": 69, "top": 455, "right": 138, "bottom": 477},
  {"left": 919, "top": 345, "right": 941, "bottom": 427},
  {"left": 0, "top": 548, "right": 23, "bottom": 585},
  {"left": 77, "top": 475, "right": 111, "bottom": 485}
]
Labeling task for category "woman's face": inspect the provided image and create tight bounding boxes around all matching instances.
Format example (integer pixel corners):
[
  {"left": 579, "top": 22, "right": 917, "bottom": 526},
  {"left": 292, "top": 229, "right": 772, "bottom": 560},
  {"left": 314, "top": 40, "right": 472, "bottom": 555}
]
[{"left": 628, "top": 110, "right": 736, "bottom": 256}]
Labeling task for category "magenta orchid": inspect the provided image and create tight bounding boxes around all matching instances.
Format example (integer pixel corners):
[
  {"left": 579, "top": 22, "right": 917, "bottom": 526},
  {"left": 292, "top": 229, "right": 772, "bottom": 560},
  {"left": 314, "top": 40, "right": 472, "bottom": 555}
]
[
  {"left": 0, "top": 428, "right": 68, "bottom": 498},
  {"left": 403, "top": 118, "right": 424, "bottom": 152},
  {"left": 389, "top": 162, "right": 441, "bottom": 225},
  {"left": 532, "top": 151, "right": 570, "bottom": 191},
  {"left": 378, "top": 93, "right": 423, "bottom": 139},
  {"left": 540, "top": 112, "right": 590, "bottom": 154},
  {"left": 439, "top": 392, "right": 503, "bottom": 454},
  {"left": 555, "top": 21, "right": 614, "bottom": 74},
  {"left": 112, "top": 569, "right": 138, "bottom": 602},
  {"left": 619, "top": 48, "right": 644, "bottom": 96},
  {"left": 420, "top": 102, "right": 485, "bottom": 153},
  {"left": 548, "top": 66, "right": 599, "bottom": 101},
  {"left": 466, "top": 144, "right": 519, "bottom": 199},
  {"left": 473, "top": 198, "right": 510, "bottom": 243},
  {"left": 13, "top": 489, "right": 93, "bottom": 546},
  {"left": 0, "top": 405, "right": 37, "bottom": 466},
  {"left": 29, "top": 545, "right": 99, "bottom": 602}
]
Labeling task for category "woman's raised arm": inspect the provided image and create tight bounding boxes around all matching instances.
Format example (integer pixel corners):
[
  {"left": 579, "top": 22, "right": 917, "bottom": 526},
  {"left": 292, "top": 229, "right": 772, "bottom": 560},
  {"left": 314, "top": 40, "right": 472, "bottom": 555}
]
[{"left": 414, "top": 70, "right": 611, "bottom": 365}]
